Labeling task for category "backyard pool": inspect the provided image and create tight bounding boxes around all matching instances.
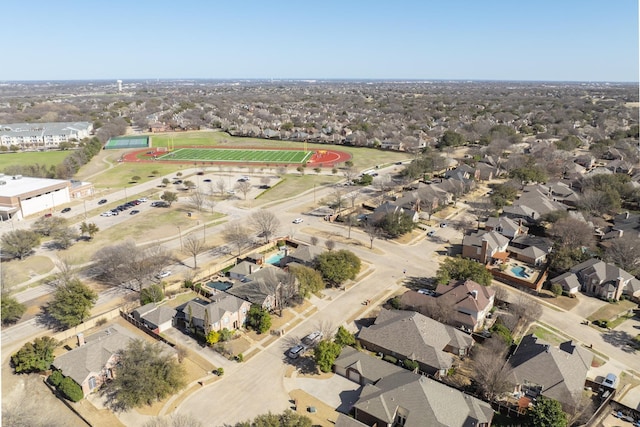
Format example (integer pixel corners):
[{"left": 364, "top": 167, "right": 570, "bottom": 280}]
[
  {"left": 266, "top": 250, "right": 286, "bottom": 265},
  {"left": 510, "top": 266, "right": 529, "bottom": 278}
]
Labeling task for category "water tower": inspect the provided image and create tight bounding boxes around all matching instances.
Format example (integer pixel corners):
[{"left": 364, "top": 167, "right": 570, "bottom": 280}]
[{"left": 117, "top": 80, "right": 122, "bottom": 92}]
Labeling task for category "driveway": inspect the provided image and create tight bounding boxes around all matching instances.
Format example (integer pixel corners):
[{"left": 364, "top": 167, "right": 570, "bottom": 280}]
[
  {"left": 288, "top": 374, "right": 361, "bottom": 413},
  {"left": 570, "top": 292, "right": 609, "bottom": 319}
]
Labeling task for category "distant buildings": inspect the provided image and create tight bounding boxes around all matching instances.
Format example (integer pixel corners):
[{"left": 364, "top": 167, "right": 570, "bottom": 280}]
[{"left": 0, "top": 122, "right": 93, "bottom": 149}]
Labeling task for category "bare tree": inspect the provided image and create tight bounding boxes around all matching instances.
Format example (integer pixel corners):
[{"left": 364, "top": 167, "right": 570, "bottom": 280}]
[
  {"left": 565, "top": 390, "right": 597, "bottom": 427},
  {"left": 331, "top": 188, "right": 345, "bottom": 215},
  {"left": 549, "top": 217, "right": 595, "bottom": 249},
  {"left": 183, "top": 234, "right": 206, "bottom": 269},
  {"left": 250, "top": 210, "right": 280, "bottom": 243},
  {"left": 343, "top": 166, "right": 358, "bottom": 184},
  {"left": 188, "top": 190, "right": 206, "bottom": 212},
  {"left": 604, "top": 234, "right": 640, "bottom": 275},
  {"left": 260, "top": 176, "right": 271, "bottom": 187},
  {"left": 472, "top": 339, "right": 512, "bottom": 401},
  {"left": 310, "top": 236, "right": 319, "bottom": 246},
  {"left": 325, "top": 239, "right": 336, "bottom": 251},
  {"left": 417, "top": 297, "right": 453, "bottom": 325},
  {"left": 205, "top": 195, "right": 217, "bottom": 214},
  {"left": 215, "top": 178, "right": 227, "bottom": 196},
  {"left": 235, "top": 180, "right": 252, "bottom": 200},
  {"left": 92, "top": 240, "right": 170, "bottom": 291},
  {"left": 511, "top": 293, "right": 543, "bottom": 334},
  {"left": 347, "top": 190, "right": 360, "bottom": 208},
  {"left": 222, "top": 223, "right": 252, "bottom": 256},
  {"left": 363, "top": 221, "right": 380, "bottom": 249}
]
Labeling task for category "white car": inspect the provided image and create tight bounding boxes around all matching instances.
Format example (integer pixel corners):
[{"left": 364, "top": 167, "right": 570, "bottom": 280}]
[
  {"left": 156, "top": 271, "right": 172, "bottom": 279},
  {"left": 100, "top": 211, "right": 113, "bottom": 217},
  {"left": 137, "top": 197, "right": 148, "bottom": 202},
  {"left": 293, "top": 218, "right": 303, "bottom": 224},
  {"left": 302, "top": 331, "right": 323, "bottom": 346}
]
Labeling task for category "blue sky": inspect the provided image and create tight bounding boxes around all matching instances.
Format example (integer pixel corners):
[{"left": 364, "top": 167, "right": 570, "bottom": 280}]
[{"left": 1, "top": 0, "right": 638, "bottom": 82}]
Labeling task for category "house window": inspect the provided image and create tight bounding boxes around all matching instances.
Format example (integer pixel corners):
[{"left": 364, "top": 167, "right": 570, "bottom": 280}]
[
  {"left": 223, "top": 317, "right": 229, "bottom": 324},
  {"left": 393, "top": 414, "right": 407, "bottom": 426},
  {"left": 88, "top": 376, "right": 97, "bottom": 390}
]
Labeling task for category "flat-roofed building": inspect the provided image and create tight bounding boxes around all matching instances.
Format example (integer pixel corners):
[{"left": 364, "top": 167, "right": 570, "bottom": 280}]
[{"left": 0, "top": 174, "right": 72, "bottom": 219}]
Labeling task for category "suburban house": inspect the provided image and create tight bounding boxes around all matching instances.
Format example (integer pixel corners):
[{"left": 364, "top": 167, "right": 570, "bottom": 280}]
[
  {"left": 334, "top": 346, "right": 404, "bottom": 386},
  {"left": 599, "top": 212, "right": 640, "bottom": 248},
  {"left": 226, "top": 265, "right": 298, "bottom": 311},
  {"left": 507, "top": 235, "right": 553, "bottom": 266},
  {"left": 357, "top": 309, "right": 474, "bottom": 377},
  {"left": 349, "top": 369, "right": 494, "bottom": 427},
  {"left": 51, "top": 325, "right": 132, "bottom": 398},
  {"left": 462, "top": 230, "right": 510, "bottom": 264},
  {"left": 369, "top": 202, "right": 419, "bottom": 224},
  {"left": 228, "top": 260, "right": 261, "bottom": 281},
  {"left": 132, "top": 302, "right": 177, "bottom": 333},
  {"left": 175, "top": 295, "right": 250, "bottom": 334},
  {"left": 281, "top": 244, "right": 325, "bottom": 268},
  {"left": 399, "top": 279, "right": 495, "bottom": 332},
  {"left": 549, "top": 259, "right": 640, "bottom": 301},
  {"left": 485, "top": 216, "right": 528, "bottom": 239},
  {"left": 502, "top": 184, "right": 570, "bottom": 224},
  {"left": 505, "top": 334, "right": 593, "bottom": 411}
]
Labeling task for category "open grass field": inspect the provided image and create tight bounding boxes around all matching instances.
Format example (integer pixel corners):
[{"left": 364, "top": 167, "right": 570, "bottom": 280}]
[
  {"left": 158, "top": 147, "right": 313, "bottom": 164},
  {"left": 0, "top": 150, "right": 71, "bottom": 171}
]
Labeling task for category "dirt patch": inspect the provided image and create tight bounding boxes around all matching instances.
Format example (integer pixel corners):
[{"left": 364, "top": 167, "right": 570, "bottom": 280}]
[
  {"left": 289, "top": 388, "right": 339, "bottom": 426},
  {"left": 537, "top": 291, "right": 579, "bottom": 311}
]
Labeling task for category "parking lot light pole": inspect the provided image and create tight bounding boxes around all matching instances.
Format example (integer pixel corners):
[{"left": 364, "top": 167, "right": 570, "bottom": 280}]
[{"left": 177, "top": 226, "right": 183, "bottom": 250}]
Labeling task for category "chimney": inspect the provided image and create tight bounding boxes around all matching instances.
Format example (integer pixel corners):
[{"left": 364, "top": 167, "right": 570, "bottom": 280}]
[
  {"left": 481, "top": 239, "right": 489, "bottom": 264},
  {"left": 77, "top": 333, "right": 85, "bottom": 347}
]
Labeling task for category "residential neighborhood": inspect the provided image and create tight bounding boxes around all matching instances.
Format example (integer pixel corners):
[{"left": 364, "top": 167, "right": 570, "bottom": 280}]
[{"left": 1, "top": 77, "right": 639, "bottom": 427}]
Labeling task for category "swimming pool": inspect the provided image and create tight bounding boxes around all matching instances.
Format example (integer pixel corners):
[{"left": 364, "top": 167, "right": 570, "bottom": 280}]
[
  {"left": 266, "top": 250, "right": 286, "bottom": 265},
  {"left": 510, "top": 266, "right": 528, "bottom": 278}
]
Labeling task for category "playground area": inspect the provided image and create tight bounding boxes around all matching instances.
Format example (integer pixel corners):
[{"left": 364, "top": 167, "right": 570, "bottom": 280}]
[{"left": 122, "top": 146, "right": 351, "bottom": 167}]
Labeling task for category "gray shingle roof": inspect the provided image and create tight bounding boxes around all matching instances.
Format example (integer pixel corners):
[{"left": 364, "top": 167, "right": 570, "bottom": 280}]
[
  {"left": 52, "top": 325, "right": 132, "bottom": 385},
  {"left": 357, "top": 309, "right": 473, "bottom": 371},
  {"left": 335, "top": 346, "right": 404, "bottom": 383},
  {"left": 354, "top": 370, "right": 493, "bottom": 427},
  {"left": 506, "top": 334, "right": 593, "bottom": 408}
]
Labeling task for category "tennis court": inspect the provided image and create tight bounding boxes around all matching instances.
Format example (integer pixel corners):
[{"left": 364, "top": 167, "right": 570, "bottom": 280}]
[
  {"left": 104, "top": 136, "right": 150, "bottom": 149},
  {"left": 156, "top": 148, "right": 313, "bottom": 164}
]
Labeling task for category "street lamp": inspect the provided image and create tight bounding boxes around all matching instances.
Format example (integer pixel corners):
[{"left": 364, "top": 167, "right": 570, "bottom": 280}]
[
  {"left": 83, "top": 200, "right": 87, "bottom": 219},
  {"left": 177, "top": 226, "right": 183, "bottom": 250},
  {"left": 124, "top": 185, "right": 128, "bottom": 203}
]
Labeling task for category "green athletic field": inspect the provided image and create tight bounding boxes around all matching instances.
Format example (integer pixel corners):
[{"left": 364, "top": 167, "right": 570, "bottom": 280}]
[{"left": 156, "top": 148, "right": 313, "bottom": 164}]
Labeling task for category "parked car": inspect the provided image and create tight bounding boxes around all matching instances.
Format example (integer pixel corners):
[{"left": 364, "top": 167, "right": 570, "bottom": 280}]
[
  {"left": 302, "top": 331, "right": 323, "bottom": 347},
  {"left": 440, "top": 222, "right": 447, "bottom": 228},
  {"left": 100, "top": 211, "right": 113, "bottom": 217},
  {"left": 203, "top": 178, "right": 212, "bottom": 182},
  {"left": 130, "top": 210, "right": 140, "bottom": 215},
  {"left": 287, "top": 344, "right": 306, "bottom": 359},
  {"left": 61, "top": 207, "right": 71, "bottom": 213},
  {"left": 418, "top": 289, "right": 435, "bottom": 296},
  {"left": 293, "top": 218, "right": 303, "bottom": 224},
  {"left": 110, "top": 209, "right": 119, "bottom": 215},
  {"left": 603, "top": 373, "right": 618, "bottom": 389},
  {"left": 44, "top": 213, "right": 52, "bottom": 218},
  {"left": 156, "top": 271, "right": 171, "bottom": 279},
  {"left": 137, "top": 197, "right": 148, "bottom": 202},
  {"left": 98, "top": 199, "right": 108, "bottom": 205},
  {"left": 427, "top": 230, "right": 436, "bottom": 237}
]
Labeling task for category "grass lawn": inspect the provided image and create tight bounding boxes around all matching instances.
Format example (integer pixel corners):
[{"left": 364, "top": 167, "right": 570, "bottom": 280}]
[
  {"left": 587, "top": 300, "right": 637, "bottom": 323},
  {"left": 255, "top": 174, "right": 341, "bottom": 205},
  {"left": 57, "top": 207, "right": 224, "bottom": 264},
  {"left": 528, "top": 325, "right": 567, "bottom": 345},
  {"left": 3, "top": 256, "right": 55, "bottom": 287},
  {"left": 85, "top": 161, "right": 179, "bottom": 189},
  {"left": 0, "top": 150, "right": 71, "bottom": 171}
]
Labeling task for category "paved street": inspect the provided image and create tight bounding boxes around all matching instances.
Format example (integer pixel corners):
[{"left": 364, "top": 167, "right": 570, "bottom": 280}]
[{"left": 3, "top": 162, "right": 639, "bottom": 427}]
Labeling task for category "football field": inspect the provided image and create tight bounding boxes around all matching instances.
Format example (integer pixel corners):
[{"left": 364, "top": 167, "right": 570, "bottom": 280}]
[{"left": 156, "top": 148, "right": 312, "bottom": 164}]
